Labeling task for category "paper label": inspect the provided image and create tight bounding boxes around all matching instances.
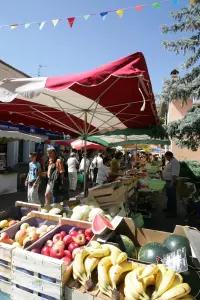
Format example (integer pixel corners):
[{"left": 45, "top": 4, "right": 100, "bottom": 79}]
[{"left": 162, "top": 247, "right": 188, "bottom": 273}]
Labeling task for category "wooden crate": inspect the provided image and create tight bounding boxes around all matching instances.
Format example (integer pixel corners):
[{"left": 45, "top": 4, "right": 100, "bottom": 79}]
[
  {"left": 94, "top": 185, "right": 126, "bottom": 206},
  {"left": 11, "top": 285, "right": 64, "bottom": 300},
  {"left": 88, "top": 183, "right": 116, "bottom": 197},
  {"left": 11, "top": 248, "right": 71, "bottom": 300},
  {"left": 0, "top": 243, "right": 12, "bottom": 295},
  {"left": 15, "top": 201, "right": 41, "bottom": 212},
  {"left": 29, "top": 210, "right": 61, "bottom": 223}
]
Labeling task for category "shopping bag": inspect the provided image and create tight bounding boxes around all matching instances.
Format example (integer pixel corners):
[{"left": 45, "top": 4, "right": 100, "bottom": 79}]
[{"left": 77, "top": 173, "right": 84, "bottom": 184}]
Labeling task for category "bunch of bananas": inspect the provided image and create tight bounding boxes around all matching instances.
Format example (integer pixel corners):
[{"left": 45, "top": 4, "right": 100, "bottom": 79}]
[
  {"left": 72, "top": 241, "right": 194, "bottom": 300},
  {"left": 124, "top": 264, "right": 194, "bottom": 300}
]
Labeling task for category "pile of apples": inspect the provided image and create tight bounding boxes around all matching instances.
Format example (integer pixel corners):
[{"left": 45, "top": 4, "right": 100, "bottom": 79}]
[
  {"left": 31, "top": 228, "right": 94, "bottom": 267},
  {"left": 0, "top": 219, "right": 19, "bottom": 230},
  {"left": 0, "top": 223, "right": 56, "bottom": 248}
]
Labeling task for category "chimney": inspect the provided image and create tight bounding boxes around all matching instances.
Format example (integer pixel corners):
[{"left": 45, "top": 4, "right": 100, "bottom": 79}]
[{"left": 170, "top": 69, "right": 179, "bottom": 81}]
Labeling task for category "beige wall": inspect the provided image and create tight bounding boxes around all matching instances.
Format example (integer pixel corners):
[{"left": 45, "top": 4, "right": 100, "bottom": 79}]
[{"left": 168, "top": 99, "right": 200, "bottom": 161}]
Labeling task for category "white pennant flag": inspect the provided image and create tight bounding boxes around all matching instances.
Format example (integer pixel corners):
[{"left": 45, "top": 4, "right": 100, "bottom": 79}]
[
  {"left": 39, "top": 21, "right": 45, "bottom": 30},
  {"left": 52, "top": 19, "right": 59, "bottom": 27}
]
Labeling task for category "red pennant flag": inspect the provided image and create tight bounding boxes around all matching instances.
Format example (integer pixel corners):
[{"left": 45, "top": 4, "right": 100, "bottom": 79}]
[
  {"left": 67, "top": 17, "right": 75, "bottom": 28},
  {"left": 136, "top": 5, "right": 143, "bottom": 11}
]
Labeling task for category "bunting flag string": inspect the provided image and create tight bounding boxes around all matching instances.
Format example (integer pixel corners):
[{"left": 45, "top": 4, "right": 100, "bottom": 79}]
[{"left": 1, "top": 0, "right": 187, "bottom": 32}]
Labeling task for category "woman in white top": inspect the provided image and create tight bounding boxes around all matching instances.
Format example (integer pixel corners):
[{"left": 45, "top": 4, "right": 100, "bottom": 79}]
[
  {"left": 96, "top": 157, "right": 110, "bottom": 185},
  {"left": 67, "top": 152, "right": 79, "bottom": 191}
]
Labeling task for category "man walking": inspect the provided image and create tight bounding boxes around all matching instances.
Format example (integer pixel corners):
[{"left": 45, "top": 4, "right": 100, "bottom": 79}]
[
  {"left": 67, "top": 152, "right": 79, "bottom": 191},
  {"left": 163, "top": 151, "right": 180, "bottom": 218}
]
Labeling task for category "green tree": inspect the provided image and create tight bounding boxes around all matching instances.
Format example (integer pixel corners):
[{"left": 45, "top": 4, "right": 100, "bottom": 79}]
[
  {"left": 161, "top": 3, "right": 200, "bottom": 104},
  {"left": 167, "top": 105, "right": 200, "bottom": 151}
]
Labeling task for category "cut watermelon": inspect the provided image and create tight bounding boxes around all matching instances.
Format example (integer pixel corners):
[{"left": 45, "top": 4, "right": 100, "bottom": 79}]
[{"left": 92, "top": 214, "right": 114, "bottom": 235}]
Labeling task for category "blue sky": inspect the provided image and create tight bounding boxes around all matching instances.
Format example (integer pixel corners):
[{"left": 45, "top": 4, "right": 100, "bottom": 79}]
[{"left": 0, "top": 0, "right": 188, "bottom": 94}]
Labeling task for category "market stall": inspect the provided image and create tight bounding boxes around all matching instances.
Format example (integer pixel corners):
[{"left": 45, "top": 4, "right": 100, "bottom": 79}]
[{"left": 0, "top": 131, "right": 42, "bottom": 196}]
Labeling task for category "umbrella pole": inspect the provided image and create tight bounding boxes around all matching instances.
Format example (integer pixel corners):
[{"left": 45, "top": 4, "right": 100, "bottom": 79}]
[{"left": 84, "top": 111, "right": 88, "bottom": 197}]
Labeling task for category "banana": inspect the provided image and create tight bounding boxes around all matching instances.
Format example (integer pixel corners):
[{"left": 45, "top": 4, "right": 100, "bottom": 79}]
[
  {"left": 88, "top": 245, "right": 110, "bottom": 258},
  {"left": 73, "top": 249, "right": 90, "bottom": 288},
  {"left": 128, "top": 267, "right": 150, "bottom": 300},
  {"left": 84, "top": 256, "right": 100, "bottom": 280},
  {"left": 156, "top": 283, "right": 191, "bottom": 300},
  {"left": 170, "top": 273, "right": 183, "bottom": 288},
  {"left": 155, "top": 264, "right": 167, "bottom": 291},
  {"left": 97, "top": 256, "right": 113, "bottom": 298},
  {"left": 152, "top": 268, "right": 175, "bottom": 300},
  {"left": 124, "top": 286, "right": 138, "bottom": 300},
  {"left": 86, "top": 241, "right": 102, "bottom": 251},
  {"left": 180, "top": 295, "right": 194, "bottom": 300},
  {"left": 104, "top": 244, "right": 122, "bottom": 265},
  {"left": 109, "top": 261, "right": 138, "bottom": 290},
  {"left": 124, "top": 271, "right": 147, "bottom": 300},
  {"left": 116, "top": 252, "right": 128, "bottom": 264},
  {"left": 138, "top": 264, "right": 158, "bottom": 280},
  {"left": 142, "top": 275, "right": 156, "bottom": 290}
]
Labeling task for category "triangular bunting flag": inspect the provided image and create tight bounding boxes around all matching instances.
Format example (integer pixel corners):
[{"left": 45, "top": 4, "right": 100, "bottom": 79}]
[
  {"left": 68, "top": 17, "right": 75, "bottom": 28},
  {"left": 84, "top": 15, "right": 90, "bottom": 20},
  {"left": 172, "top": 0, "right": 179, "bottom": 4},
  {"left": 100, "top": 12, "right": 108, "bottom": 20},
  {"left": 39, "top": 21, "right": 45, "bottom": 30},
  {"left": 135, "top": 5, "right": 143, "bottom": 11},
  {"left": 190, "top": 0, "right": 195, "bottom": 4},
  {"left": 10, "top": 24, "right": 18, "bottom": 30},
  {"left": 116, "top": 9, "right": 124, "bottom": 18},
  {"left": 24, "top": 23, "right": 31, "bottom": 29},
  {"left": 52, "top": 19, "right": 59, "bottom": 27},
  {"left": 152, "top": 2, "right": 161, "bottom": 8}
]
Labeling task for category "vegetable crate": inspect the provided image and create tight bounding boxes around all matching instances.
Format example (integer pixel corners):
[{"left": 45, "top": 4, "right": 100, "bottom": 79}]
[
  {"left": 0, "top": 243, "right": 12, "bottom": 295},
  {"left": 0, "top": 214, "right": 59, "bottom": 295},
  {"left": 10, "top": 219, "right": 91, "bottom": 300}
]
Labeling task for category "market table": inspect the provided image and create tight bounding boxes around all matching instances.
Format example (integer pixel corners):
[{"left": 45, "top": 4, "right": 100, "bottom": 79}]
[{"left": 0, "top": 172, "right": 18, "bottom": 196}]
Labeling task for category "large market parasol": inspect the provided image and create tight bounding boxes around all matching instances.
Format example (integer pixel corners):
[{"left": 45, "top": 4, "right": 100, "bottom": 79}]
[
  {"left": 0, "top": 52, "right": 159, "bottom": 194},
  {"left": 45, "top": 139, "right": 106, "bottom": 151}
]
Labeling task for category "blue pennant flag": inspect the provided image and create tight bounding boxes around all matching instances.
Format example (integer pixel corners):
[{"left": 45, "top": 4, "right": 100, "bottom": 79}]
[
  {"left": 172, "top": 0, "right": 179, "bottom": 4},
  {"left": 100, "top": 12, "right": 108, "bottom": 20}
]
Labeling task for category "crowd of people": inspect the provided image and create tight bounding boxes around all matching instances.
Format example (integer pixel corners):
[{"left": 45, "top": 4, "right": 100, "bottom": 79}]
[{"left": 25, "top": 146, "right": 170, "bottom": 208}]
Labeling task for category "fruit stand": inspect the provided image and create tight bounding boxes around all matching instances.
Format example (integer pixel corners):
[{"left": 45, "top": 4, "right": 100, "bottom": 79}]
[{"left": 0, "top": 210, "right": 200, "bottom": 300}]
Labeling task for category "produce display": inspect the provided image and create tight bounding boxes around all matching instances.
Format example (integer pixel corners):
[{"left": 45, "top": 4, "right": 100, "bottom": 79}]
[
  {"left": 138, "top": 243, "right": 170, "bottom": 263},
  {"left": 72, "top": 241, "right": 194, "bottom": 300},
  {"left": 30, "top": 227, "right": 94, "bottom": 268},
  {"left": 163, "top": 235, "right": 192, "bottom": 257},
  {"left": 0, "top": 212, "right": 32, "bottom": 231},
  {"left": 40, "top": 203, "right": 66, "bottom": 216},
  {"left": 92, "top": 213, "right": 114, "bottom": 235},
  {"left": 0, "top": 223, "right": 56, "bottom": 248},
  {"left": 70, "top": 204, "right": 113, "bottom": 223}
]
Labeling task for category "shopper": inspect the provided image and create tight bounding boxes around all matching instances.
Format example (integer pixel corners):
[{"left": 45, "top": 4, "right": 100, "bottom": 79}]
[
  {"left": 162, "top": 151, "right": 180, "bottom": 218},
  {"left": 67, "top": 152, "right": 79, "bottom": 191},
  {"left": 90, "top": 153, "right": 98, "bottom": 184},
  {"left": 96, "top": 157, "right": 110, "bottom": 185},
  {"left": 25, "top": 152, "right": 41, "bottom": 204},
  {"left": 45, "top": 147, "right": 65, "bottom": 205}
]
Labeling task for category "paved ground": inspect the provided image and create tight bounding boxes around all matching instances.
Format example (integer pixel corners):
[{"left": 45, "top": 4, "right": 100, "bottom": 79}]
[{"left": 0, "top": 186, "right": 186, "bottom": 233}]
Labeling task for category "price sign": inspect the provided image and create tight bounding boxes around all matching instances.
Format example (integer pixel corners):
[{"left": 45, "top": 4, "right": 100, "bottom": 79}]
[{"left": 162, "top": 247, "right": 188, "bottom": 273}]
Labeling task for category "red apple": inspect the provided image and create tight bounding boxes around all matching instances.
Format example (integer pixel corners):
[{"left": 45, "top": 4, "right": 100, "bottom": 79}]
[
  {"left": 68, "top": 242, "right": 79, "bottom": 253},
  {"left": 31, "top": 248, "right": 40, "bottom": 254},
  {"left": 54, "top": 241, "right": 65, "bottom": 249},
  {"left": 85, "top": 236, "right": 91, "bottom": 244},
  {"left": 77, "top": 229, "right": 85, "bottom": 235},
  {"left": 45, "top": 240, "right": 54, "bottom": 248},
  {"left": 53, "top": 233, "right": 63, "bottom": 244},
  {"left": 63, "top": 250, "right": 72, "bottom": 260},
  {"left": 41, "top": 246, "right": 51, "bottom": 256},
  {"left": 69, "top": 230, "right": 78, "bottom": 237},
  {"left": 73, "top": 233, "right": 86, "bottom": 246},
  {"left": 63, "top": 235, "right": 73, "bottom": 247},
  {"left": 60, "top": 231, "right": 67, "bottom": 238},
  {"left": 9, "top": 220, "right": 18, "bottom": 227},
  {"left": 85, "top": 228, "right": 93, "bottom": 238},
  {"left": 0, "top": 232, "right": 9, "bottom": 243},
  {"left": 61, "top": 256, "right": 71, "bottom": 268},
  {"left": 50, "top": 244, "right": 64, "bottom": 259}
]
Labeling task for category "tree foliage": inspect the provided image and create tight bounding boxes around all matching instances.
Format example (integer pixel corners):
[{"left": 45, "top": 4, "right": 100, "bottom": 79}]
[
  {"left": 167, "top": 106, "right": 200, "bottom": 151},
  {"left": 161, "top": 3, "right": 200, "bottom": 103}
]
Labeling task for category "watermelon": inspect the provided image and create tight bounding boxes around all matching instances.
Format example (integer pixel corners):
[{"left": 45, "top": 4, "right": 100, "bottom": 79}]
[
  {"left": 163, "top": 234, "right": 191, "bottom": 256},
  {"left": 92, "top": 214, "right": 114, "bottom": 235},
  {"left": 138, "top": 242, "right": 170, "bottom": 263},
  {"left": 114, "top": 235, "right": 137, "bottom": 259}
]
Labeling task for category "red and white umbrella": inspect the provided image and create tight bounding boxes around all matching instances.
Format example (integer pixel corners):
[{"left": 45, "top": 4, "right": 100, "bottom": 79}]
[
  {"left": 0, "top": 52, "right": 158, "bottom": 193},
  {"left": 0, "top": 52, "right": 158, "bottom": 137},
  {"left": 45, "top": 139, "right": 106, "bottom": 151}
]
